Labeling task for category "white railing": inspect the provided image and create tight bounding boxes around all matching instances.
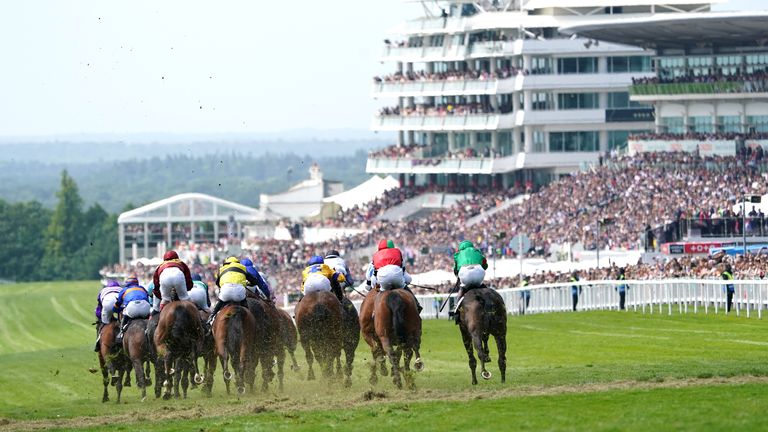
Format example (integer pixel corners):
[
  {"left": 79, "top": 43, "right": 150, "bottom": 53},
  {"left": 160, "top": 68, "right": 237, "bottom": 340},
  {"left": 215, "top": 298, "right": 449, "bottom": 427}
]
[{"left": 344, "top": 279, "right": 767, "bottom": 320}]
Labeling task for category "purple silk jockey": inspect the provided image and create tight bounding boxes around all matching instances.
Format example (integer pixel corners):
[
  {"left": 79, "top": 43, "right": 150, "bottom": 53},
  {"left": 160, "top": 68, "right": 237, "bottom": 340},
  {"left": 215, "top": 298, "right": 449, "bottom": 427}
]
[
  {"left": 240, "top": 258, "right": 272, "bottom": 301},
  {"left": 94, "top": 280, "right": 121, "bottom": 352}
]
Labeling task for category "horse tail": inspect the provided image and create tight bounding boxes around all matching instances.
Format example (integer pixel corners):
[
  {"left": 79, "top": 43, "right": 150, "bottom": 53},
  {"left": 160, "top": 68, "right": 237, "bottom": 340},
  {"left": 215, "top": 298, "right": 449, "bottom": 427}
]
[
  {"left": 227, "top": 307, "right": 244, "bottom": 355},
  {"left": 387, "top": 292, "right": 407, "bottom": 346},
  {"left": 481, "top": 292, "right": 495, "bottom": 333}
]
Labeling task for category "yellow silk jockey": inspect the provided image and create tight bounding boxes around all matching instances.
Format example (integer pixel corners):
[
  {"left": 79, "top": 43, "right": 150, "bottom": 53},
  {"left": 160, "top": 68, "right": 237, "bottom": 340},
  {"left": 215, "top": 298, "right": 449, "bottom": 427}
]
[{"left": 302, "top": 255, "right": 346, "bottom": 301}]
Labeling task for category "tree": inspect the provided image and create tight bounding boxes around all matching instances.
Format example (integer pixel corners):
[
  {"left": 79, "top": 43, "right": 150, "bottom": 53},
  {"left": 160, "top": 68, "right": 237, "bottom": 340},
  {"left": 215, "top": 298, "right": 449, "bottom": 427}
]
[
  {"left": 0, "top": 199, "right": 51, "bottom": 281},
  {"left": 44, "top": 170, "right": 85, "bottom": 278}
]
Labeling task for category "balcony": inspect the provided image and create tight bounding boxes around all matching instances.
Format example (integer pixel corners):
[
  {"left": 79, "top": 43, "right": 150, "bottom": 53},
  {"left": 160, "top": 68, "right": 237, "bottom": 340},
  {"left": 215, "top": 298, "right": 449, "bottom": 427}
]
[
  {"left": 371, "top": 113, "right": 514, "bottom": 132},
  {"left": 521, "top": 109, "right": 606, "bottom": 126},
  {"left": 630, "top": 80, "right": 768, "bottom": 101},
  {"left": 400, "top": 17, "right": 465, "bottom": 34},
  {"left": 381, "top": 44, "right": 467, "bottom": 62},
  {"left": 521, "top": 72, "right": 652, "bottom": 91},
  {"left": 371, "top": 77, "right": 515, "bottom": 97}
]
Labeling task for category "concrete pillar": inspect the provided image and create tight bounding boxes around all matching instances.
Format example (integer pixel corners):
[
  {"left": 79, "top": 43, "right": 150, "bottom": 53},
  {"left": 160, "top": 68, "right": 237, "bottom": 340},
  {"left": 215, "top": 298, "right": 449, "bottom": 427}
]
[
  {"left": 742, "top": 102, "right": 748, "bottom": 132},
  {"left": 598, "top": 56, "right": 608, "bottom": 74},
  {"left": 398, "top": 131, "right": 405, "bottom": 146},
  {"left": 655, "top": 101, "right": 662, "bottom": 133},
  {"left": 599, "top": 92, "right": 608, "bottom": 109},
  {"left": 599, "top": 130, "right": 609, "bottom": 152},
  {"left": 214, "top": 221, "right": 219, "bottom": 243},
  {"left": 683, "top": 103, "right": 690, "bottom": 133},
  {"left": 119, "top": 223, "right": 125, "bottom": 265},
  {"left": 513, "top": 127, "right": 522, "bottom": 153},
  {"left": 144, "top": 222, "right": 149, "bottom": 259},
  {"left": 522, "top": 54, "right": 532, "bottom": 73},
  {"left": 448, "top": 132, "right": 456, "bottom": 153},
  {"left": 524, "top": 126, "right": 533, "bottom": 152},
  {"left": 523, "top": 90, "right": 532, "bottom": 112},
  {"left": 491, "top": 131, "right": 500, "bottom": 154},
  {"left": 408, "top": 131, "right": 415, "bottom": 145},
  {"left": 167, "top": 222, "right": 172, "bottom": 250},
  {"left": 190, "top": 221, "right": 196, "bottom": 244}
]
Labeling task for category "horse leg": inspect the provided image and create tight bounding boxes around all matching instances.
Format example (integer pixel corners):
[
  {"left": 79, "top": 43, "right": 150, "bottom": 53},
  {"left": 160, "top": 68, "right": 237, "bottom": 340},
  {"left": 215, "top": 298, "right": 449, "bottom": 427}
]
[
  {"left": 180, "top": 359, "right": 190, "bottom": 399},
  {"left": 289, "top": 349, "right": 300, "bottom": 372},
  {"left": 144, "top": 360, "right": 152, "bottom": 388},
  {"left": 173, "top": 358, "right": 183, "bottom": 399},
  {"left": 124, "top": 367, "right": 132, "bottom": 387},
  {"left": 303, "top": 338, "right": 315, "bottom": 381},
  {"left": 115, "top": 367, "right": 125, "bottom": 404},
  {"left": 162, "top": 355, "right": 173, "bottom": 400},
  {"left": 132, "top": 358, "right": 147, "bottom": 402},
  {"left": 203, "top": 351, "right": 216, "bottom": 397},
  {"left": 495, "top": 331, "right": 507, "bottom": 383},
  {"left": 219, "top": 352, "right": 231, "bottom": 395},
  {"left": 275, "top": 347, "right": 286, "bottom": 391},
  {"left": 154, "top": 357, "right": 165, "bottom": 399},
  {"left": 402, "top": 346, "right": 415, "bottom": 390},
  {"left": 99, "top": 355, "right": 110, "bottom": 403},
  {"left": 381, "top": 337, "right": 402, "bottom": 389},
  {"left": 343, "top": 345, "right": 355, "bottom": 388},
  {"left": 471, "top": 330, "right": 491, "bottom": 381},
  {"left": 460, "top": 326, "right": 478, "bottom": 385},
  {"left": 260, "top": 351, "right": 275, "bottom": 392}
]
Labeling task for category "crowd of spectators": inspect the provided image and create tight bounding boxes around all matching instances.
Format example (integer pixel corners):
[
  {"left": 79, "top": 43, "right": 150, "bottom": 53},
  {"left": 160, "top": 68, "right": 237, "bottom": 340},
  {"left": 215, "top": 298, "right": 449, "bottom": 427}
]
[
  {"left": 633, "top": 70, "right": 768, "bottom": 87},
  {"left": 109, "top": 151, "right": 768, "bottom": 300},
  {"left": 373, "top": 67, "right": 519, "bottom": 84},
  {"left": 367, "top": 143, "right": 501, "bottom": 159},
  {"left": 629, "top": 131, "right": 768, "bottom": 142},
  {"left": 377, "top": 102, "right": 503, "bottom": 117}
]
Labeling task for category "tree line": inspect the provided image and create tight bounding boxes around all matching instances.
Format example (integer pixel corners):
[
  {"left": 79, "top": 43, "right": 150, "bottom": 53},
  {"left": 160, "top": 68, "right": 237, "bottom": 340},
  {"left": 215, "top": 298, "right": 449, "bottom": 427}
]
[{"left": 0, "top": 171, "right": 118, "bottom": 282}]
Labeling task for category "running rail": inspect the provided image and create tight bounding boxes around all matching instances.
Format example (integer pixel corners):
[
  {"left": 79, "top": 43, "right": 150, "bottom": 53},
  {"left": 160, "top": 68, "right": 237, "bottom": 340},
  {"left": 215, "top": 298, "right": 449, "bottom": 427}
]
[{"left": 342, "top": 279, "right": 767, "bottom": 320}]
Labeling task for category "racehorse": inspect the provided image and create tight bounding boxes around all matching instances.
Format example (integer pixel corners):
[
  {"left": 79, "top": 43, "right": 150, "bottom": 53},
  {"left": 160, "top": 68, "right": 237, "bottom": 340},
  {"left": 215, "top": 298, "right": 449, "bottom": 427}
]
[
  {"left": 337, "top": 297, "right": 360, "bottom": 387},
  {"left": 275, "top": 306, "right": 300, "bottom": 373},
  {"left": 359, "top": 290, "right": 388, "bottom": 384},
  {"left": 197, "top": 309, "right": 218, "bottom": 397},
  {"left": 373, "top": 289, "right": 423, "bottom": 390},
  {"left": 153, "top": 301, "right": 204, "bottom": 400},
  {"left": 456, "top": 287, "right": 507, "bottom": 385},
  {"left": 97, "top": 321, "right": 129, "bottom": 403},
  {"left": 246, "top": 296, "right": 281, "bottom": 391},
  {"left": 211, "top": 304, "right": 256, "bottom": 396},
  {"left": 121, "top": 318, "right": 153, "bottom": 401},
  {"left": 294, "top": 291, "right": 343, "bottom": 381}
]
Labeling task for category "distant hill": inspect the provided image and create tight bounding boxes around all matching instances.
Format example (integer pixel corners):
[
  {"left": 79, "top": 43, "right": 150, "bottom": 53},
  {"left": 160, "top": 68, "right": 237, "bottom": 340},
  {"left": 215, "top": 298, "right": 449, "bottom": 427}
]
[{"left": 0, "top": 150, "right": 372, "bottom": 212}]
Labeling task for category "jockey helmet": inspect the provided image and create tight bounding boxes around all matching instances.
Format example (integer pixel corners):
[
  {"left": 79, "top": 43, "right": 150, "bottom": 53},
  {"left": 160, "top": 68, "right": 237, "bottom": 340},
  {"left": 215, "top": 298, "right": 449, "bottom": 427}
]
[
  {"left": 105, "top": 279, "right": 120, "bottom": 288},
  {"left": 124, "top": 276, "right": 140, "bottom": 287},
  {"left": 325, "top": 250, "right": 340, "bottom": 258},
  {"left": 191, "top": 273, "right": 203, "bottom": 281},
  {"left": 387, "top": 239, "right": 395, "bottom": 248},
  {"left": 163, "top": 250, "right": 179, "bottom": 261},
  {"left": 224, "top": 256, "right": 239, "bottom": 265},
  {"left": 308, "top": 255, "right": 324, "bottom": 266},
  {"left": 377, "top": 239, "right": 389, "bottom": 250}
]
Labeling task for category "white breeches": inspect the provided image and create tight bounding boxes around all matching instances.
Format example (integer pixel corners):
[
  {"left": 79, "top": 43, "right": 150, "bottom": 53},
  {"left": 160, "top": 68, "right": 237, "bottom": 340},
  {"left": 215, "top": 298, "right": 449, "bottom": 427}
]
[
  {"left": 152, "top": 296, "right": 161, "bottom": 313},
  {"left": 459, "top": 265, "right": 486, "bottom": 288},
  {"left": 218, "top": 283, "right": 246, "bottom": 303},
  {"left": 375, "top": 265, "right": 408, "bottom": 290},
  {"left": 124, "top": 300, "right": 151, "bottom": 319},
  {"left": 101, "top": 293, "right": 118, "bottom": 324},
  {"left": 159, "top": 267, "right": 191, "bottom": 304},
  {"left": 189, "top": 286, "right": 211, "bottom": 311},
  {"left": 303, "top": 274, "right": 331, "bottom": 295}
]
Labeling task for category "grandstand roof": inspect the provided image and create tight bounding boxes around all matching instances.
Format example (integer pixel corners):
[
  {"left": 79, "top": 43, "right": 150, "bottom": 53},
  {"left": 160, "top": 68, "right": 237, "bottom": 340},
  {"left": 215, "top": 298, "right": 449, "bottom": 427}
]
[
  {"left": 561, "top": 11, "right": 768, "bottom": 49},
  {"left": 117, "top": 192, "right": 267, "bottom": 224},
  {"left": 323, "top": 175, "right": 400, "bottom": 211}
]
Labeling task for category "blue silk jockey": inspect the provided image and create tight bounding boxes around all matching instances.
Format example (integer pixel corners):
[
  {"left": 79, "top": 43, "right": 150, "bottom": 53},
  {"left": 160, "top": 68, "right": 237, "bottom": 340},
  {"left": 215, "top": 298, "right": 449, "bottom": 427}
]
[
  {"left": 94, "top": 280, "right": 122, "bottom": 351},
  {"left": 240, "top": 258, "right": 272, "bottom": 301},
  {"left": 113, "top": 277, "right": 151, "bottom": 344}
]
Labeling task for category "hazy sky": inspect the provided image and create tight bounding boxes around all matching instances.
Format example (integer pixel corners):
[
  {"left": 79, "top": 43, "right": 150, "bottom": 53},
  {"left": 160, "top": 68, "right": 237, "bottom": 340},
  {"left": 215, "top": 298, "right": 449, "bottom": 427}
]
[{"left": 0, "top": 0, "right": 763, "bottom": 137}]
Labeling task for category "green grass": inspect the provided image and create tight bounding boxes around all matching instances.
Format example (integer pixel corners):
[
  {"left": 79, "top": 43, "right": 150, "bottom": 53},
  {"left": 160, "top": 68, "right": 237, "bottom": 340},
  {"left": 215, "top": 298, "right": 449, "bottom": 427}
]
[{"left": 1, "top": 281, "right": 768, "bottom": 431}]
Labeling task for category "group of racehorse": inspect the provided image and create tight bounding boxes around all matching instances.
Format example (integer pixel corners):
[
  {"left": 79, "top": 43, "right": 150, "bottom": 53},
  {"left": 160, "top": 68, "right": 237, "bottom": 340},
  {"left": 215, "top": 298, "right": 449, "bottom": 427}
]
[{"left": 96, "top": 273, "right": 508, "bottom": 403}]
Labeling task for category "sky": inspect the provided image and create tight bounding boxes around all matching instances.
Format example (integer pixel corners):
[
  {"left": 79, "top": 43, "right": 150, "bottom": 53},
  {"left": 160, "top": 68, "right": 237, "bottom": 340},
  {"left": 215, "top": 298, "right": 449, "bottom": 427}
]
[{"left": 0, "top": 0, "right": 764, "bottom": 138}]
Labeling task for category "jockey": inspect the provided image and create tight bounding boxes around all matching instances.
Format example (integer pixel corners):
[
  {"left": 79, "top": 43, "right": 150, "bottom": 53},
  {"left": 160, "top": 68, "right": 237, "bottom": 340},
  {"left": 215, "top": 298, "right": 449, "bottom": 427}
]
[
  {"left": 206, "top": 256, "right": 257, "bottom": 329},
  {"left": 240, "top": 257, "right": 272, "bottom": 301},
  {"left": 151, "top": 250, "right": 193, "bottom": 311},
  {"left": 189, "top": 274, "right": 212, "bottom": 313},
  {"left": 302, "top": 255, "right": 345, "bottom": 302},
  {"left": 371, "top": 239, "right": 421, "bottom": 312},
  {"left": 113, "top": 276, "right": 151, "bottom": 344},
  {"left": 450, "top": 240, "right": 488, "bottom": 321},
  {"left": 325, "top": 250, "right": 354, "bottom": 288},
  {"left": 94, "top": 280, "right": 122, "bottom": 352}
]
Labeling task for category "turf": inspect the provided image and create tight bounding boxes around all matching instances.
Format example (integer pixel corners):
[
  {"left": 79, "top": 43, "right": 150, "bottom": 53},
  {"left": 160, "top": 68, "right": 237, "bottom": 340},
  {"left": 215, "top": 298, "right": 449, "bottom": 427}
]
[{"left": 1, "top": 281, "right": 768, "bottom": 431}]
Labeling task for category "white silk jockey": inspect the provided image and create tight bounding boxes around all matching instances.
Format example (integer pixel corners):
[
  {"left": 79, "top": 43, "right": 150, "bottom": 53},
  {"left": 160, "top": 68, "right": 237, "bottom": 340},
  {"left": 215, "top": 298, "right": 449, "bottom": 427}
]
[{"left": 372, "top": 265, "right": 412, "bottom": 291}]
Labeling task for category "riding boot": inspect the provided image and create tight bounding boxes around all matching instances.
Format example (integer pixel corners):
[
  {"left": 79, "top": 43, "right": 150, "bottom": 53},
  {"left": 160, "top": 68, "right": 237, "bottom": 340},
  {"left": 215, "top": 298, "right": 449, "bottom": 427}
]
[
  {"left": 115, "top": 316, "right": 130, "bottom": 345},
  {"left": 94, "top": 323, "right": 103, "bottom": 352},
  {"left": 206, "top": 301, "right": 226, "bottom": 332}
]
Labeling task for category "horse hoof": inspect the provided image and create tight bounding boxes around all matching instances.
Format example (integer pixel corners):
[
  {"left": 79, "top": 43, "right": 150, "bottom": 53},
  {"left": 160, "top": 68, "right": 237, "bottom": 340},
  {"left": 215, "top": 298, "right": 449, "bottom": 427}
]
[
  {"left": 481, "top": 370, "right": 492, "bottom": 380},
  {"left": 141, "top": 395, "right": 147, "bottom": 402},
  {"left": 223, "top": 371, "right": 233, "bottom": 381},
  {"left": 163, "top": 380, "right": 170, "bottom": 388},
  {"left": 111, "top": 377, "right": 120, "bottom": 386},
  {"left": 102, "top": 397, "right": 109, "bottom": 403},
  {"left": 237, "top": 386, "right": 246, "bottom": 395},
  {"left": 414, "top": 358, "right": 425, "bottom": 372},
  {"left": 194, "top": 374, "right": 204, "bottom": 385},
  {"left": 168, "top": 368, "right": 175, "bottom": 375}
]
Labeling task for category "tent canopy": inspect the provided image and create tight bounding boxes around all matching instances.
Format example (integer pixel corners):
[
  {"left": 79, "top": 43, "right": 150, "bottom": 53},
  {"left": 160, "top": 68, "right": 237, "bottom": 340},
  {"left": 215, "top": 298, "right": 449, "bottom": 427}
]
[{"left": 323, "top": 175, "right": 400, "bottom": 211}]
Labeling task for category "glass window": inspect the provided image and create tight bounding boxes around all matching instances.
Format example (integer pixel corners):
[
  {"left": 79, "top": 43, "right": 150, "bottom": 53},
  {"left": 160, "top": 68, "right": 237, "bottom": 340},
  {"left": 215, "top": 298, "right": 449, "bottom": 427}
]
[
  {"left": 558, "top": 57, "right": 597, "bottom": 74},
  {"left": 558, "top": 93, "right": 599, "bottom": 109},
  {"left": 455, "top": 133, "right": 469, "bottom": 148},
  {"left": 533, "top": 131, "right": 546, "bottom": 153},
  {"left": 498, "top": 131, "right": 512, "bottom": 155},
  {"left": 661, "top": 117, "right": 684, "bottom": 134},
  {"left": 578, "top": 57, "right": 597, "bottom": 73},
  {"left": 549, "top": 131, "right": 599, "bottom": 152},
  {"left": 688, "top": 116, "right": 713, "bottom": 133},
  {"left": 530, "top": 56, "right": 553, "bottom": 75},
  {"left": 629, "top": 56, "right": 651, "bottom": 72},
  {"left": 747, "top": 116, "right": 768, "bottom": 133},
  {"left": 609, "top": 56, "right": 629, "bottom": 73},
  {"left": 717, "top": 116, "right": 742, "bottom": 133},
  {"left": 532, "top": 92, "right": 553, "bottom": 111},
  {"left": 558, "top": 58, "right": 578, "bottom": 74}
]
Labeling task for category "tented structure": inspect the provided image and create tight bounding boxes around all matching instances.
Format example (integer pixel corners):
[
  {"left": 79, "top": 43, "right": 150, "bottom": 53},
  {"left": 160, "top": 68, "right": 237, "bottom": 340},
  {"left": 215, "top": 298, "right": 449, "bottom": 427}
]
[
  {"left": 117, "top": 193, "right": 265, "bottom": 264},
  {"left": 323, "top": 175, "right": 400, "bottom": 211}
]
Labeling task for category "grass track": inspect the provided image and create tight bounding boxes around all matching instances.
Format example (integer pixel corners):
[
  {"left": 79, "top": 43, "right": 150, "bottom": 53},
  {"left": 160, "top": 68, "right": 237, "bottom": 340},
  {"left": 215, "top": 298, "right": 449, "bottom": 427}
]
[{"left": 1, "top": 281, "right": 768, "bottom": 431}]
